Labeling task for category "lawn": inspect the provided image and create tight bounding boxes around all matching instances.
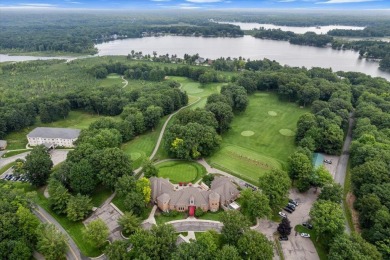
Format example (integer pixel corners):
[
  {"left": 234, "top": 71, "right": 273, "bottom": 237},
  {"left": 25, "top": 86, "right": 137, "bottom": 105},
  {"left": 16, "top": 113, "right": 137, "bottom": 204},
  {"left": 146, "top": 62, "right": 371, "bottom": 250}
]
[
  {"left": 156, "top": 160, "right": 207, "bottom": 184},
  {"left": 98, "top": 73, "right": 123, "bottom": 87},
  {"left": 0, "top": 162, "right": 16, "bottom": 175},
  {"left": 198, "top": 210, "right": 224, "bottom": 221},
  {"left": 295, "top": 225, "right": 328, "bottom": 260},
  {"left": 155, "top": 211, "right": 187, "bottom": 225},
  {"left": 4, "top": 110, "right": 107, "bottom": 150},
  {"left": 207, "top": 92, "right": 308, "bottom": 185},
  {"left": 1, "top": 149, "right": 31, "bottom": 158},
  {"left": 111, "top": 195, "right": 153, "bottom": 220}
]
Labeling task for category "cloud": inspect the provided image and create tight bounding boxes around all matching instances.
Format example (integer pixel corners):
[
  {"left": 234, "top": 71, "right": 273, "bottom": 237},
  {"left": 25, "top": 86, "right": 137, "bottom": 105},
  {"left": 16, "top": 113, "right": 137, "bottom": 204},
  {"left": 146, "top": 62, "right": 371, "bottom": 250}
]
[
  {"left": 278, "top": 0, "right": 296, "bottom": 2},
  {"left": 151, "top": 0, "right": 171, "bottom": 2},
  {"left": 186, "top": 0, "right": 222, "bottom": 3},
  {"left": 18, "top": 3, "right": 57, "bottom": 7},
  {"left": 317, "top": 0, "right": 379, "bottom": 3}
]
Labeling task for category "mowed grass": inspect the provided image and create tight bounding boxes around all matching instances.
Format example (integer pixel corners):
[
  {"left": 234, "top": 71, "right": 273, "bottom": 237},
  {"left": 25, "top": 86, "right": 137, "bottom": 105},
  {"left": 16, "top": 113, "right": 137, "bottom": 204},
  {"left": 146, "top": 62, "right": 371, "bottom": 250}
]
[
  {"left": 156, "top": 160, "right": 207, "bottom": 183},
  {"left": 4, "top": 111, "right": 107, "bottom": 150},
  {"left": 207, "top": 92, "right": 308, "bottom": 185}
]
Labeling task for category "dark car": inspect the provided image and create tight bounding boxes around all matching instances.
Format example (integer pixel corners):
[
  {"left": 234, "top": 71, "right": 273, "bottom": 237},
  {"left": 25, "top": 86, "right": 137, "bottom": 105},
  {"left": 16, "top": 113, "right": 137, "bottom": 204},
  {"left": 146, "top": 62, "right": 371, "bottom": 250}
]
[
  {"left": 289, "top": 199, "right": 299, "bottom": 206},
  {"left": 3, "top": 174, "right": 9, "bottom": 179},
  {"left": 279, "top": 236, "right": 288, "bottom": 241},
  {"left": 287, "top": 203, "right": 296, "bottom": 209},
  {"left": 284, "top": 207, "right": 293, "bottom": 213},
  {"left": 286, "top": 205, "right": 295, "bottom": 211},
  {"left": 302, "top": 222, "right": 313, "bottom": 229}
]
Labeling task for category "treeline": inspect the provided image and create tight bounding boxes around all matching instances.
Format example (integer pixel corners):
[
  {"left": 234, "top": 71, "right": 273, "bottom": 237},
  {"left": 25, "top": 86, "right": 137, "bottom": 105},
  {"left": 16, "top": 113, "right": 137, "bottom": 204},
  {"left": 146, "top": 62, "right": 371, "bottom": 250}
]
[
  {"left": 0, "top": 11, "right": 242, "bottom": 54},
  {"left": 165, "top": 83, "right": 248, "bottom": 160},
  {"left": 254, "top": 29, "right": 333, "bottom": 47},
  {"left": 328, "top": 25, "right": 390, "bottom": 37},
  {"left": 339, "top": 73, "right": 390, "bottom": 259}
]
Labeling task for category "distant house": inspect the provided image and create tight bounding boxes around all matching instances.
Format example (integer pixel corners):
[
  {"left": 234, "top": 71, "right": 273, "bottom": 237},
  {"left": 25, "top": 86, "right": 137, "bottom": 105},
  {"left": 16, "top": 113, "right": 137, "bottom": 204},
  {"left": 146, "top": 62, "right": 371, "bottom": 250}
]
[
  {"left": 27, "top": 127, "right": 81, "bottom": 148},
  {"left": 195, "top": 57, "right": 205, "bottom": 65},
  {"left": 0, "top": 140, "right": 7, "bottom": 150},
  {"left": 150, "top": 176, "right": 240, "bottom": 215}
]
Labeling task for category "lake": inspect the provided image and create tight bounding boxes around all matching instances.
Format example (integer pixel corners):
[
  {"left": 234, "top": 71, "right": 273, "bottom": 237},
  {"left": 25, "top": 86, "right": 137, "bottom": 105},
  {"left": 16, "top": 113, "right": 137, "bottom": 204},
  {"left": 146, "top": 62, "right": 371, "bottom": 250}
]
[
  {"left": 96, "top": 35, "right": 390, "bottom": 80},
  {"left": 218, "top": 22, "right": 365, "bottom": 34},
  {"left": 1, "top": 35, "right": 389, "bottom": 81}
]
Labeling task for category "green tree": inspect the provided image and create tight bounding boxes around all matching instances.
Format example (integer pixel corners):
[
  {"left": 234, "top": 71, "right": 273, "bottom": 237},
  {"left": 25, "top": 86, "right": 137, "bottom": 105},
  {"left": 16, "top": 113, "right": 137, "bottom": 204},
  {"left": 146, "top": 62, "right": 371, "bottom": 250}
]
[
  {"left": 311, "top": 165, "right": 333, "bottom": 190},
  {"left": 129, "top": 224, "right": 177, "bottom": 260},
  {"left": 118, "top": 212, "right": 141, "bottom": 236},
  {"left": 259, "top": 169, "right": 291, "bottom": 209},
  {"left": 69, "top": 159, "right": 97, "bottom": 195},
  {"left": 298, "top": 84, "right": 320, "bottom": 107},
  {"left": 136, "top": 177, "right": 151, "bottom": 204},
  {"left": 329, "top": 233, "right": 382, "bottom": 260},
  {"left": 237, "top": 230, "right": 274, "bottom": 260},
  {"left": 216, "top": 245, "right": 242, "bottom": 260},
  {"left": 288, "top": 151, "right": 313, "bottom": 191},
  {"left": 221, "top": 210, "right": 250, "bottom": 246},
  {"left": 12, "top": 158, "right": 26, "bottom": 176},
  {"left": 66, "top": 194, "right": 92, "bottom": 221},
  {"left": 205, "top": 101, "right": 234, "bottom": 133},
  {"left": 93, "top": 147, "right": 132, "bottom": 189},
  {"left": 115, "top": 174, "right": 137, "bottom": 197},
  {"left": 36, "top": 224, "right": 68, "bottom": 260},
  {"left": 240, "top": 189, "right": 272, "bottom": 222},
  {"left": 23, "top": 145, "right": 53, "bottom": 187},
  {"left": 83, "top": 219, "right": 109, "bottom": 248},
  {"left": 123, "top": 191, "right": 146, "bottom": 216},
  {"left": 16, "top": 205, "right": 40, "bottom": 245},
  {"left": 144, "top": 105, "right": 163, "bottom": 130},
  {"left": 48, "top": 179, "right": 71, "bottom": 215},
  {"left": 142, "top": 160, "right": 158, "bottom": 178},
  {"left": 104, "top": 240, "right": 130, "bottom": 260},
  {"left": 77, "top": 128, "right": 122, "bottom": 149},
  {"left": 310, "top": 200, "right": 345, "bottom": 242},
  {"left": 277, "top": 217, "right": 292, "bottom": 237},
  {"left": 318, "top": 183, "right": 343, "bottom": 203}
]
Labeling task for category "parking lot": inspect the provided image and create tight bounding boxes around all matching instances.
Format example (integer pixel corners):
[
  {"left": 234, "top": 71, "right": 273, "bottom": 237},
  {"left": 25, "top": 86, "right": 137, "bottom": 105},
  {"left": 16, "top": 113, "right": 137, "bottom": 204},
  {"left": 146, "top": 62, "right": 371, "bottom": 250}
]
[
  {"left": 1, "top": 149, "right": 70, "bottom": 182},
  {"left": 322, "top": 154, "right": 339, "bottom": 178}
]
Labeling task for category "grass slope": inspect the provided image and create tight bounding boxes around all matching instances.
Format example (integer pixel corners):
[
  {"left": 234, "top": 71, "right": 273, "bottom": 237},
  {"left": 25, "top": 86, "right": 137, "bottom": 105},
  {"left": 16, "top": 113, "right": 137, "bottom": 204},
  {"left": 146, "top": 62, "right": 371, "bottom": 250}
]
[
  {"left": 156, "top": 160, "right": 206, "bottom": 183},
  {"left": 207, "top": 93, "right": 308, "bottom": 185}
]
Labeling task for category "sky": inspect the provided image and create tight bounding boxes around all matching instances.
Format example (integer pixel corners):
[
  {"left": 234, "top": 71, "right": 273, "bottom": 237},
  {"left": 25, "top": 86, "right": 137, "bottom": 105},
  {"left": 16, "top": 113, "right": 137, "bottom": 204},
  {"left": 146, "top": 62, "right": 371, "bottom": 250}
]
[{"left": 0, "top": 0, "right": 389, "bottom": 10}]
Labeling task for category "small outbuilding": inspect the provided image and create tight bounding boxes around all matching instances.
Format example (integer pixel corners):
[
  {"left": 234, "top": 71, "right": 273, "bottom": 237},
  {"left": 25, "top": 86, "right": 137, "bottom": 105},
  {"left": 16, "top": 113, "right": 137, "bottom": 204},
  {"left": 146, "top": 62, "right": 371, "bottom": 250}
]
[{"left": 0, "top": 140, "right": 7, "bottom": 150}]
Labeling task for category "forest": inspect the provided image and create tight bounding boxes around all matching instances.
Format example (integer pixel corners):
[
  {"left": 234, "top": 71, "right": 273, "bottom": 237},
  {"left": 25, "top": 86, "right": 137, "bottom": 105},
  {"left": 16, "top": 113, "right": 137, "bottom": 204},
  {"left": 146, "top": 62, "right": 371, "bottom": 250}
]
[
  {"left": 0, "top": 11, "right": 242, "bottom": 54},
  {"left": 1, "top": 53, "right": 390, "bottom": 258}
]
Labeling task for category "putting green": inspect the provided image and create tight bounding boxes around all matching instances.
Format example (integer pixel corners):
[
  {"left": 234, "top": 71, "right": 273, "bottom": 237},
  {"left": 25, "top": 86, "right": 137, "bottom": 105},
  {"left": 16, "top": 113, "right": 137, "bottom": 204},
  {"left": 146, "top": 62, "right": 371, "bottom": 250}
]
[
  {"left": 268, "top": 111, "right": 278, "bottom": 116},
  {"left": 241, "top": 131, "right": 255, "bottom": 137},
  {"left": 130, "top": 152, "right": 141, "bottom": 161},
  {"left": 279, "top": 129, "right": 295, "bottom": 136},
  {"left": 156, "top": 161, "right": 206, "bottom": 183}
]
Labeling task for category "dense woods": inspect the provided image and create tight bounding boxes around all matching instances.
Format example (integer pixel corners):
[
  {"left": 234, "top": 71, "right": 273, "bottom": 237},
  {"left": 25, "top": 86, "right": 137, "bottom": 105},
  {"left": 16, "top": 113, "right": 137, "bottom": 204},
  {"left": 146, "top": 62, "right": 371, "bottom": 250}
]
[{"left": 0, "top": 11, "right": 242, "bottom": 54}]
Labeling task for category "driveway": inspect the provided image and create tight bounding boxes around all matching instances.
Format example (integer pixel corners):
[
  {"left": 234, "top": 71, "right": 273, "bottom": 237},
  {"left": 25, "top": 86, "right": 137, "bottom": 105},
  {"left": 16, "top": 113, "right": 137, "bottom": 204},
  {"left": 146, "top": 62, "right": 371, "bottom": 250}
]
[{"left": 49, "top": 149, "right": 70, "bottom": 166}]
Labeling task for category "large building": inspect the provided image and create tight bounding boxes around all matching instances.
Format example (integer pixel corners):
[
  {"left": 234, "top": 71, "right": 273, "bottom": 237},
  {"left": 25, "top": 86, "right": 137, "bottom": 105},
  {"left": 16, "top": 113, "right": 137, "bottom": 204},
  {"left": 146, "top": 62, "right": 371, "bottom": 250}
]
[
  {"left": 150, "top": 176, "right": 240, "bottom": 214},
  {"left": 27, "top": 127, "right": 81, "bottom": 148}
]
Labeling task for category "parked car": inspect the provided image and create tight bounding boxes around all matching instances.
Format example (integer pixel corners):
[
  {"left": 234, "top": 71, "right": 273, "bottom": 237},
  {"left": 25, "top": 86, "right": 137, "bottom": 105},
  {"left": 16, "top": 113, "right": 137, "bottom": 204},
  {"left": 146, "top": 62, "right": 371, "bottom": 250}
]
[
  {"left": 3, "top": 174, "right": 9, "bottom": 179},
  {"left": 300, "top": 233, "right": 310, "bottom": 238},
  {"left": 302, "top": 222, "right": 313, "bottom": 229},
  {"left": 6, "top": 175, "right": 13, "bottom": 180},
  {"left": 283, "top": 207, "right": 293, "bottom": 213},
  {"left": 287, "top": 203, "right": 296, "bottom": 209},
  {"left": 279, "top": 236, "right": 288, "bottom": 241},
  {"left": 324, "top": 159, "right": 332, "bottom": 164},
  {"left": 279, "top": 212, "right": 287, "bottom": 218},
  {"left": 289, "top": 199, "right": 299, "bottom": 206}
]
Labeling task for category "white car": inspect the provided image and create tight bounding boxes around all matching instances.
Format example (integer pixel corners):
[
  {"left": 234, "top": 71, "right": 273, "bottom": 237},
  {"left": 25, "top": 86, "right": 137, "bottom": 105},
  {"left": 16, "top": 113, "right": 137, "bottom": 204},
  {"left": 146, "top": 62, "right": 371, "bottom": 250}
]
[
  {"left": 300, "top": 233, "right": 310, "bottom": 238},
  {"left": 278, "top": 212, "right": 287, "bottom": 218}
]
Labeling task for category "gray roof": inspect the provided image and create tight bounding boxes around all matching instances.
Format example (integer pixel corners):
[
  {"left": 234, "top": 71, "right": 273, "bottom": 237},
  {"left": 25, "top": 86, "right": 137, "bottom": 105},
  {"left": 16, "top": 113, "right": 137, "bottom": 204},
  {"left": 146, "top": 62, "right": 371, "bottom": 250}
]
[
  {"left": 27, "top": 127, "right": 81, "bottom": 139},
  {"left": 150, "top": 176, "right": 239, "bottom": 208},
  {"left": 0, "top": 140, "right": 7, "bottom": 147}
]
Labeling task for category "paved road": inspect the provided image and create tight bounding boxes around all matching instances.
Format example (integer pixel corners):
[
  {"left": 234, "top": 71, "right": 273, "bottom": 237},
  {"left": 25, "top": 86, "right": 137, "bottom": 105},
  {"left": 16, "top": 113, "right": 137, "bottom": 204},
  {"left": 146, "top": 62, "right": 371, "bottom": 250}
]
[
  {"left": 333, "top": 113, "right": 354, "bottom": 234},
  {"left": 33, "top": 205, "right": 82, "bottom": 260},
  {"left": 0, "top": 152, "right": 30, "bottom": 168}
]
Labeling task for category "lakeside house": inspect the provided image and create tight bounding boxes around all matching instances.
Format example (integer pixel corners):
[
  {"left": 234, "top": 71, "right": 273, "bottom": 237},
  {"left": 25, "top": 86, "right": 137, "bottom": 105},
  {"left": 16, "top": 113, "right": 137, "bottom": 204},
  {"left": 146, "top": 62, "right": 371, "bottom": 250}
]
[
  {"left": 0, "top": 140, "right": 7, "bottom": 150},
  {"left": 150, "top": 176, "right": 240, "bottom": 216},
  {"left": 27, "top": 127, "right": 81, "bottom": 148}
]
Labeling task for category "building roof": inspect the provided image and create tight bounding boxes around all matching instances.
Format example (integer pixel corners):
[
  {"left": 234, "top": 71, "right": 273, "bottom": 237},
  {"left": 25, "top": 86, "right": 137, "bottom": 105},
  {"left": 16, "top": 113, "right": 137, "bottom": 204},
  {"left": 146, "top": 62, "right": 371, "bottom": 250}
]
[
  {"left": 27, "top": 127, "right": 81, "bottom": 139},
  {"left": 0, "top": 140, "right": 7, "bottom": 147},
  {"left": 150, "top": 176, "right": 239, "bottom": 208}
]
